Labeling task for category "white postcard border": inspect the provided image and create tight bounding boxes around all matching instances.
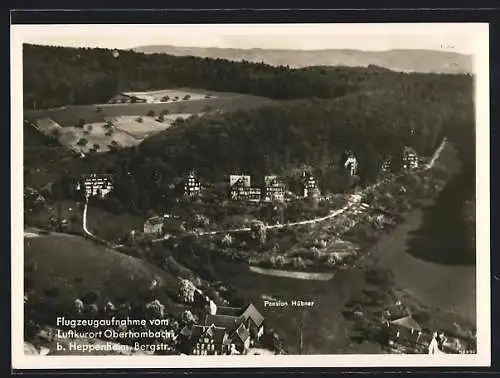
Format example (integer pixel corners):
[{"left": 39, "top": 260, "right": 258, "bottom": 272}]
[{"left": 11, "top": 22, "right": 491, "bottom": 369}]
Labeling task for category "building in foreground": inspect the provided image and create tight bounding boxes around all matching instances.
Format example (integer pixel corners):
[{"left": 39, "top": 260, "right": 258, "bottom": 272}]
[
  {"left": 183, "top": 324, "right": 231, "bottom": 355},
  {"left": 180, "top": 303, "right": 265, "bottom": 355},
  {"left": 387, "top": 315, "right": 429, "bottom": 354},
  {"left": 76, "top": 173, "right": 113, "bottom": 199}
]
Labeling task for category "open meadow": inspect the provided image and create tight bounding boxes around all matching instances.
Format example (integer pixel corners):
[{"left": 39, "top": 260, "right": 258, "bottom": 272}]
[
  {"left": 112, "top": 114, "right": 192, "bottom": 139},
  {"left": 24, "top": 89, "right": 277, "bottom": 127},
  {"left": 114, "top": 88, "right": 222, "bottom": 103}
]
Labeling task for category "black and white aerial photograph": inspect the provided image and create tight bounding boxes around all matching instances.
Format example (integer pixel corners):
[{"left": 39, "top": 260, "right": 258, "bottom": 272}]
[{"left": 12, "top": 22, "right": 490, "bottom": 368}]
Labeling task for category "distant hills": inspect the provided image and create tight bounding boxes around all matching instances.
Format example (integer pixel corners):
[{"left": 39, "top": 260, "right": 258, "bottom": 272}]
[{"left": 132, "top": 45, "right": 473, "bottom": 74}]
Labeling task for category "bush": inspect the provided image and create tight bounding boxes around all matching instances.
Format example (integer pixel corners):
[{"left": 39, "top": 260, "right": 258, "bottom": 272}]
[
  {"left": 82, "top": 291, "right": 100, "bottom": 305},
  {"left": 136, "top": 117, "right": 143, "bottom": 123},
  {"left": 147, "top": 110, "right": 155, "bottom": 117},
  {"left": 77, "top": 138, "right": 88, "bottom": 146}
]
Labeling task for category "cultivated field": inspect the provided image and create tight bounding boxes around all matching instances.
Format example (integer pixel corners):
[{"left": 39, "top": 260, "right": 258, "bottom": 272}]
[
  {"left": 32, "top": 117, "right": 139, "bottom": 154},
  {"left": 24, "top": 92, "right": 277, "bottom": 127},
  {"left": 112, "top": 114, "right": 192, "bottom": 139},
  {"left": 29, "top": 113, "right": 195, "bottom": 154},
  {"left": 115, "top": 88, "right": 218, "bottom": 104}
]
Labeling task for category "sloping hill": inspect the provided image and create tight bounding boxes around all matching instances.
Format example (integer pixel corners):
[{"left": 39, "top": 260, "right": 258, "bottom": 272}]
[
  {"left": 24, "top": 233, "right": 182, "bottom": 321},
  {"left": 133, "top": 45, "right": 472, "bottom": 74}
]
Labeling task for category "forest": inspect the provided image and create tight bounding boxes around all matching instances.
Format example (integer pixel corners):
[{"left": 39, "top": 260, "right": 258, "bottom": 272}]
[
  {"left": 24, "top": 44, "right": 475, "bottom": 220},
  {"left": 24, "top": 43, "right": 471, "bottom": 109}
]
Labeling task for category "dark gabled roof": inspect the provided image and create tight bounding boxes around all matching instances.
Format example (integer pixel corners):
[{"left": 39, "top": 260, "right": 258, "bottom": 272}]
[
  {"left": 145, "top": 216, "right": 163, "bottom": 226},
  {"left": 403, "top": 146, "right": 417, "bottom": 155},
  {"left": 217, "top": 306, "right": 244, "bottom": 317},
  {"left": 179, "top": 325, "right": 191, "bottom": 337},
  {"left": 204, "top": 314, "right": 242, "bottom": 334},
  {"left": 192, "top": 324, "right": 228, "bottom": 345},
  {"left": 265, "top": 175, "right": 284, "bottom": 187},
  {"left": 231, "top": 322, "right": 251, "bottom": 344},
  {"left": 241, "top": 304, "right": 264, "bottom": 328},
  {"left": 384, "top": 304, "right": 408, "bottom": 321},
  {"left": 190, "top": 325, "right": 204, "bottom": 340}
]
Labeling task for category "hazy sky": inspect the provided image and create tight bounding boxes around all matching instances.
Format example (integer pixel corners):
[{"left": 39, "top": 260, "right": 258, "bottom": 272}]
[{"left": 13, "top": 23, "right": 485, "bottom": 55}]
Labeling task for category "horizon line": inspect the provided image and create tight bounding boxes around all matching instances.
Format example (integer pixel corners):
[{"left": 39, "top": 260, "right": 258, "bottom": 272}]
[{"left": 24, "top": 42, "right": 472, "bottom": 56}]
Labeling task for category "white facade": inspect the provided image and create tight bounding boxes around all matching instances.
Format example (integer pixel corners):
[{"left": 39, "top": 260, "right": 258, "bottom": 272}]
[
  {"left": 229, "top": 175, "right": 251, "bottom": 187},
  {"left": 344, "top": 154, "right": 358, "bottom": 176},
  {"left": 77, "top": 174, "right": 113, "bottom": 199}
]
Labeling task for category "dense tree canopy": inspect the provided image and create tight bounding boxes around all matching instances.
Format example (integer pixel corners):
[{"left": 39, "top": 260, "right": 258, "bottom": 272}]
[
  {"left": 24, "top": 43, "right": 472, "bottom": 110},
  {"left": 83, "top": 80, "right": 472, "bottom": 215},
  {"left": 24, "top": 44, "right": 474, "bottom": 217},
  {"left": 24, "top": 44, "right": 355, "bottom": 109}
]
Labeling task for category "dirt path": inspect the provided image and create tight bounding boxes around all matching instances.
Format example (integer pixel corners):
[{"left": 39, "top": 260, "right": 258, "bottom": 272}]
[{"left": 248, "top": 266, "right": 335, "bottom": 280}]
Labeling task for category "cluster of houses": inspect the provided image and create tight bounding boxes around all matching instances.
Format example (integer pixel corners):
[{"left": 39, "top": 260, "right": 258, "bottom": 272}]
[
  {"left": 76, "top": 173, "right": 114, "bottom": 199},
  {"left": 178, "top": 294, "right": 265, "bottom": 355},
  {"left": 75, "top": 145, "right": 419, "bottom": 202},
  {"left": 383, "top": 302, "right": 476, "bottom": 354}
]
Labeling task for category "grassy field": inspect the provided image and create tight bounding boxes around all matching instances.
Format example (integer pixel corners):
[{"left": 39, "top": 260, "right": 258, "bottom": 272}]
[
  {"left": 112, "top": 114, "right": 192, "bottom": 139},
  {"left": 116, "top": 88, "right": 219, "bottom": 103},
  {"left": 24, "top": 123, "right": 77, "bottom": 168},
  {"left": 24, "top": 233, "right": 183, "bottom": 319},
  {"left": 86, "top": 203, "right": 144, "bottom": 243},
  {"left": 361, "top": 207, "right": 476, "bottom": 322},
  {"left": 24, "top": 197, "right": 144, "bottom": 243},
  {"left": 24, "top": 199, "right": 84, "bottom": 235}
]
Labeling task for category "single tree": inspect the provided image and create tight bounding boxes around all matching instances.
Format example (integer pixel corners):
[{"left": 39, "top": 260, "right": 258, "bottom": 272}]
[
  {"left": 180, "top": 310, "right": 196, "bottom": 325},
  {"left": 250, "top": 220, "right": 267, "bottom": 247},
  {"left": 77, "top": 138, "right": 88, "bottom": 146}
]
